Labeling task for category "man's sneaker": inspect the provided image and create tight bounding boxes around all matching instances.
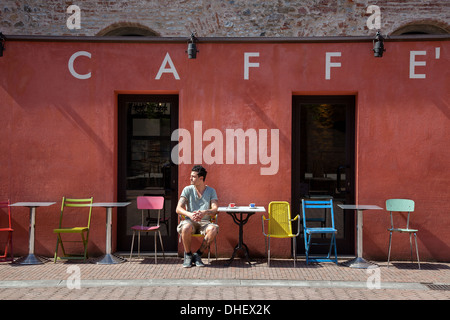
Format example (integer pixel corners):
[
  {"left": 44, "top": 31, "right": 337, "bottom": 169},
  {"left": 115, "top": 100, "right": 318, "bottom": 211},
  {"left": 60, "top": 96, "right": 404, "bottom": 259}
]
[
  {"left": 183, "top": 253, "right": 193, "bottom": 268},
  {"left": 193, "top": 252, "right": 205, "bottom": 267}
]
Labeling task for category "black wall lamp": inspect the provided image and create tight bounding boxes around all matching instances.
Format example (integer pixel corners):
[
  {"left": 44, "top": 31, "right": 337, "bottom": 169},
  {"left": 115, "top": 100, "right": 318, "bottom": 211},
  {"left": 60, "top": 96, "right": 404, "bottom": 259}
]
[
  {"left": 187, "top": 32, "right": 199, "bottom": 59},
  {"left": 0, "top": 32, "right": 5, "bottom": 57},
  {"left": 373, "top": 31, "right": 385, "bottom": 57}
]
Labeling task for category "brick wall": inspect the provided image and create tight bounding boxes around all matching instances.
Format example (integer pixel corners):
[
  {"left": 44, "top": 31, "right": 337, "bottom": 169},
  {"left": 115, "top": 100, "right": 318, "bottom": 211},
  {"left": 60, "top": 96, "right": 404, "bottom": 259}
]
[{"left": 1, "top": 0, "right": 449, "bottom": 37}]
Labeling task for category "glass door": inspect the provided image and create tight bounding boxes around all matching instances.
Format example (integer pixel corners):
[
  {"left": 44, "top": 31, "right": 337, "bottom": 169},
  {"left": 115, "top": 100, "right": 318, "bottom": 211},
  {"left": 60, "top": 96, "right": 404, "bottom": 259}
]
[
  {"left": 117, "top": 94, "right": 178, "bottom": 252},
  {"left": 292, "top": 96, "right": 355, "bottom": 255}
]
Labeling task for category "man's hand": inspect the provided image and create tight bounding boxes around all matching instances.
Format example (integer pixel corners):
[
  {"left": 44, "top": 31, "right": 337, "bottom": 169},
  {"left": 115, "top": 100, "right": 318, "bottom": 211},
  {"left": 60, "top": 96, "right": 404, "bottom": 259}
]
[{"left": 191, "top": 210, "right": 207, "bottom": 221}]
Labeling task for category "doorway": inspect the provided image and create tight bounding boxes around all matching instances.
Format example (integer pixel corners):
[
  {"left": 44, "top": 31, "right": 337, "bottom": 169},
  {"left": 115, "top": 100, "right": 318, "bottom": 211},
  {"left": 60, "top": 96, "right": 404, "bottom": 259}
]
[
  {"left": 117, "top": 94, "right": 179, "bottom": 252},
  {"left": 292, "top": 96, "right": 355, "bottom": 255}
]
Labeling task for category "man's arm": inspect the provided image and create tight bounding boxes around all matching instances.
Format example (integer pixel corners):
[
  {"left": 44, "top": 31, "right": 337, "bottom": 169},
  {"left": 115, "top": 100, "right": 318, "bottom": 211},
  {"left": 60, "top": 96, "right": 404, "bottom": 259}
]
[
  {"left": 195, "top": 199, "right": 218, "bottom": 219},
  {"left": 176, "top": 196, "right": 194, "bottom": 219},
  {"left": 208, "top": 199, "right": 218, "bottom": 216}
]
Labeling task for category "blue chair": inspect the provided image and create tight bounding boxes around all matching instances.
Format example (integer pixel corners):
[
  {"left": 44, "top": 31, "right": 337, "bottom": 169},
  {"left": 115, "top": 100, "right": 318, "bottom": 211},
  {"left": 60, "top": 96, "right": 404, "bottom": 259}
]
[
  {"left": 300, "top": 195, "right": 332, "bottom": 239},
  {"left": 386, "top": 199, "right": 420, "bottom": 269},
  {"left": 301, "top": 199, "right": 337, "bottom": 264}
]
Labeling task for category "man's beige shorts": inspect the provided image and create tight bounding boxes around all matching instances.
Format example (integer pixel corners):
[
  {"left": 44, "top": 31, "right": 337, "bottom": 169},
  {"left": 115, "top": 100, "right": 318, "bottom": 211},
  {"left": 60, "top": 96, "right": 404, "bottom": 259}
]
[{"left": 177, "top": 219, "right": 219, "bottom": 235}]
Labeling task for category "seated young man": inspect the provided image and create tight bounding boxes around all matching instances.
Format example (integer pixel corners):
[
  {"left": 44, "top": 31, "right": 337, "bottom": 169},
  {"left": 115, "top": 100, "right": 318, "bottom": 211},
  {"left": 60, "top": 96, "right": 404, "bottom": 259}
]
[{"left": 176, "top": 165, "right": 219, "bottom": 267}]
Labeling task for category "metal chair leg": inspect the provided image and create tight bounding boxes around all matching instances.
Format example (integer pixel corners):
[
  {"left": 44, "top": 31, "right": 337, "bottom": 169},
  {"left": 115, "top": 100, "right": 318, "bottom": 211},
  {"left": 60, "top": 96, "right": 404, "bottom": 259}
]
[
  {"left": 137, "top": 231, "right": 141, "bottom": 258},
  {"left": 409, "top": 233, "right": 414, "bottom": 263},
  {"left": 332, "top": 234, "right": 338, "bottom": 264},
  {"left": 293, "top": 237, "right": 296, "bottom": 267},
  {"left": 54, "top": 236, "right": 60, "bottom": 263},
  {"left": 327, "top": 235, "right": 333, "bottom": 258},
  {"left": 414, "top": 233, "right": 420, "bottom": 269},
  {"left": 158, "top": 231, "right": 165, "bottom": 260},
  {"left": 387, "top": 232, "right": 392, "bottom": 268},
  {"left": 129, "top": 231, "right": 135, "bottom": 259},
  {"left": 214, "top": 239, "right": 218, "bottom": 260},
  {"left": 154, "top": 232, "right": 157, "bottom": 264},
  {"left": 206, "top": 238, "right": 218, "bottom": 264},
  {"left": 305, "top": 234, "right": 312, "bottom": 265}
]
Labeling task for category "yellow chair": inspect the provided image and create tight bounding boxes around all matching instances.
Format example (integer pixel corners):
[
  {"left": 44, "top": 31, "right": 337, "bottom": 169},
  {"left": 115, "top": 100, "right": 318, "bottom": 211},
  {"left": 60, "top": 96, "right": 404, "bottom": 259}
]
[
  {"left": 262, "top": 201, "right": 300, "bottom": 267},
  {"left": 54, "top": 197, "right": 93, "bottom": 262},
  {"left": 178, "top": 214, "right": 218, "bottom": 263}
]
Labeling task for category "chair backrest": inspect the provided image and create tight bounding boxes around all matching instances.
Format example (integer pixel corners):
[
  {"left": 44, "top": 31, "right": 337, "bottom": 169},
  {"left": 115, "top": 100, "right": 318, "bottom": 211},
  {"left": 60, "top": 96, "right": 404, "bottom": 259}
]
[
  {"left": 386, "top": 199, "right": 415, "bottom": 229},
  {"left": 137, "top": 196, "right": 164, "bottom": 210},
  {"left": 386, "top": 199, "right": 414, "bottom": 212},
  {"left": 267, "top": 201, "right": 293, "bottom": 237},
  {"left": 59, "top": 197, "right": 94, "bottom": 228},
  {"left": 0, "top": 200, "right": 12, "bottom": 229},
  {"left": 137, "top": 196, "right": 164, "bottom": 227},
  {"left": 301, "top": 199, "right": 335, "bottom": 229}
]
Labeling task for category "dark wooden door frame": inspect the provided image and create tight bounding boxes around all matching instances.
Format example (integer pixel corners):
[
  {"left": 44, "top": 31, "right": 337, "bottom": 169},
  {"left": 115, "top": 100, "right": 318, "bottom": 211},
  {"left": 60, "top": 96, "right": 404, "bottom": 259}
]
[
  {"left": 117, "top": 94, "right": 179, "bottom": 252},
  {"left": 292, "top": 95, "right": 355, "bottom": 255}
]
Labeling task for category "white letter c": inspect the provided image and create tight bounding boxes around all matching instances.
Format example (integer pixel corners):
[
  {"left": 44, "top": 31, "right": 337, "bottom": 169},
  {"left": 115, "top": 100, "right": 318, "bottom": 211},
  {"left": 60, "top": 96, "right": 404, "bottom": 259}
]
[{"left": 68, "top": 51, "right": 91, "bottom": 79}]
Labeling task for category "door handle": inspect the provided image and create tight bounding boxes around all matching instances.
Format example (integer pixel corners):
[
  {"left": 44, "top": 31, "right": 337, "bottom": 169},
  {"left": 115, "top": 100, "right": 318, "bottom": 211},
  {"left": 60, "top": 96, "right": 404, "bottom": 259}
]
[{"left": 336, "top": 165, "right": 350, "bottom": 194}]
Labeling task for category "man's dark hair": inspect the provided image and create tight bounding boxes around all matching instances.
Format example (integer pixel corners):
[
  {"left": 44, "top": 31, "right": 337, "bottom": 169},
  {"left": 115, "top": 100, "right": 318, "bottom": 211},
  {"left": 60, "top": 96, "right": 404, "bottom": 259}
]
[{"left": 192, "top": 165, "right": 207, "bottom": 181}]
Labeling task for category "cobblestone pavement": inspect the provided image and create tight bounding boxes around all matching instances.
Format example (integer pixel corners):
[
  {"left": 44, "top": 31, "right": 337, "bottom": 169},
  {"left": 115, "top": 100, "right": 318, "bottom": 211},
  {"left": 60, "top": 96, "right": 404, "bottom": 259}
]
[{"left": 0, "top": 256, "right": 449, "bottom": 302}]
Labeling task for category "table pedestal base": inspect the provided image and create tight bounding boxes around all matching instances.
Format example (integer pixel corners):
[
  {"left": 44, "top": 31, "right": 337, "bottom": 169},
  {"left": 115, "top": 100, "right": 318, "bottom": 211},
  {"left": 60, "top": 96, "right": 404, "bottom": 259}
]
[
  {"left": 342, "top": 257, "right": 378, "bottom": 269},
  {"left": 226, "top": 243, "right": 252, "bottom": 266},
  {"left": 14, "top": 254, "right": 47, "bottom": 265},
  {"left": 93, "top": 253, "right": 126, "bottom": 265}
]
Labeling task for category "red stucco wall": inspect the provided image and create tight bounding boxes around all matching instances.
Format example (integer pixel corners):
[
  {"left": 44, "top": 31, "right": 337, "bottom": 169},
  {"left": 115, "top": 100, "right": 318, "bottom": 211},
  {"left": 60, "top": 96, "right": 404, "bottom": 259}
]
[{"left": 0, "top": 38, "right": 449, "bottom": 261}]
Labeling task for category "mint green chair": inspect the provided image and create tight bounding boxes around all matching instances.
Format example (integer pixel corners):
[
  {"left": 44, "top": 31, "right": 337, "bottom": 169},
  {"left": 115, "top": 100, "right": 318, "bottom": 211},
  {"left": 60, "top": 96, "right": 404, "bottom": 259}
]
[{"left": 386, "top": 199, "right": 420, "bottom": 269}]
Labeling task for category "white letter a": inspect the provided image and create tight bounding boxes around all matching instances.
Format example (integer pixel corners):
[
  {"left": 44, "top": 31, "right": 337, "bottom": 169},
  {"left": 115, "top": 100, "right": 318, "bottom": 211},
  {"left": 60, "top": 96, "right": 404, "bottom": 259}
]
[{"left": 156, "top": 53, "right": 180, "bottom": 80}]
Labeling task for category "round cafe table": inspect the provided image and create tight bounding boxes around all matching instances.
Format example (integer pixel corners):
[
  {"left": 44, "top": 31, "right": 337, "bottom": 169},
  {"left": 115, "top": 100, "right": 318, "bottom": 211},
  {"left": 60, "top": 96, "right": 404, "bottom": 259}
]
[
  {"left": 90, "top": 202, "right": 131, "bottom": 264},
  {"left": 337, "top": 204, "right": 383, "bottom": 268},
  {"left": 218, "top": 206, "right": 266, "bottom": 266},
  {"left": 10, "top": 202, "right": 56, "bottom": 265}
]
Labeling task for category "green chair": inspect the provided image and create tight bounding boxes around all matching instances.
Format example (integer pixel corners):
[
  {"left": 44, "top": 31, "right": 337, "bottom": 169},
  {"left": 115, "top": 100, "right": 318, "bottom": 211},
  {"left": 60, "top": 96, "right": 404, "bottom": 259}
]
[
  {"left": 54, "top": 197, "right": 93, "bottom": 262},
  {"left": 386, "top": 199, "right": 420, "bottom": 269},
  {"left": 262, "top": 201, "right": 300, "bottom": 267}
]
